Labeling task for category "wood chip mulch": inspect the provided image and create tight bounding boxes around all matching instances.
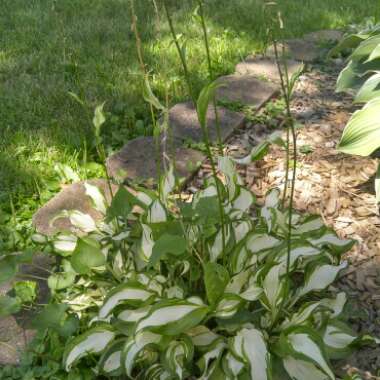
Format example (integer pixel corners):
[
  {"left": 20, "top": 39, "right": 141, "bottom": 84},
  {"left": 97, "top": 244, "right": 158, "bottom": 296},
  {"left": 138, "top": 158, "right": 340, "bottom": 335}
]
[{"left": 186, "top": 64, "right": 380, "bottom": 378}]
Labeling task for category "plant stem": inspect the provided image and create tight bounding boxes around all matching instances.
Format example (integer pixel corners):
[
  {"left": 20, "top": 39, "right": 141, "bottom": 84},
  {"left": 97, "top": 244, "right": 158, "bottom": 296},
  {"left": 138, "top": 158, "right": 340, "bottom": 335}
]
[
  {"left": 130, "top": 0, "right": 161, "bottom": 187},
  {"left": 30, "top": 263, "right": 54, "bottom": 275},
  {"left": 273, "top": 41, "right": 291, "bottom": 208},
  {"left": 163, "top": 0, "right": 226, "bottom": 257},
  {"left": 197, "top": 0, "right": 223, "bottom": 155},
  {"left": 163, "top": 1, "right": 196, "bottom": 105},
  {"left": 16, "top": 273, "right": 47, "bottom": 281},
  {"left": 271, "top": 34, "right": 298, "bottom": 327}
]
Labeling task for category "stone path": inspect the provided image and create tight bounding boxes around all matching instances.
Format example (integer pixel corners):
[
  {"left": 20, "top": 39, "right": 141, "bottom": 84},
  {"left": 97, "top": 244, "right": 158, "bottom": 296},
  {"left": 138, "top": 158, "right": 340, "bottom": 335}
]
[
  {"left": 106, "top": 135, "right": 205, "bottom": 184},
  {"left": 0, "top": 254, "right": 53, "bottom": 365},
  {"left": 33, "top": 179, "right": 119, "bottom": 236},
  {"left": 169, "top": 101, "right": 245, "bottom": 143},
  {"left": 2, "top": 29, "right": 349, "bottom": 367}
]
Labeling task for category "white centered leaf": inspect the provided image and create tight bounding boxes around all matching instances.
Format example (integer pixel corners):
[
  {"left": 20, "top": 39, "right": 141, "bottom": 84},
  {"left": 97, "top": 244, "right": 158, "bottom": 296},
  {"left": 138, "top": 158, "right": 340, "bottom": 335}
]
[
  {"left": 287, "top": 332, "right": 334, "bottom": 379},
  {"left": 299, "top": 262, "right": 347, "bottom": 297},
  {"left": 64, "top": 327, "right": 115, "bottom": 371},
  {"left": 232, "top": 328, "right": 270, "bottom": 380},
  {"left": 99, "top": 285, "right": 154, "bottom": 318},
  {"left": 85, "top": 182, "right": 107, "bottom": 214},
  {"left": 283, "top": 356, "right": 329, "bottom": 380}
]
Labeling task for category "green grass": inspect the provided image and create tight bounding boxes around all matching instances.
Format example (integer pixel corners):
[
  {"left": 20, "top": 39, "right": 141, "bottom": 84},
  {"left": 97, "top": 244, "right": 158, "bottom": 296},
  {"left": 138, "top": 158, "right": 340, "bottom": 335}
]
[{"left": 0, "top": 0, "right": 379, "bottom": 245}]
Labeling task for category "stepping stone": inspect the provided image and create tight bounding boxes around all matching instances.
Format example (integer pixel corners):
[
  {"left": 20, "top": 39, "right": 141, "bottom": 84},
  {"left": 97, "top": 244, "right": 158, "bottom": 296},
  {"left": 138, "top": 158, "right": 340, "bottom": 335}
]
[
  {"left": 0, "top": 254, "right": 53, "bottom": 365},
  {"left": 33, "top": 179, "right": 118, "bottom": 236},
  {"left": 106, "top": 136, "right": 205, "bottom": 184},
  {"left": 267, "top": 38, "right": 321, "bottom": 63},
  {"left": 235, "top": 56, "right": 303, "bottom": 83},
  {"left": 0, "top": 315, "right": 35, "bottom": 365},
  {"left": 304, "top": 29, "right": 343, "bottom": 43},
  {"left": 215, "top": 75, "right": 278, "bottom": 108},
  {"left": 267, "top": 29, "right": 343, "bottom": 63},
  {"left": 169, "top": 101, "right": 245, "bottom": 144}
]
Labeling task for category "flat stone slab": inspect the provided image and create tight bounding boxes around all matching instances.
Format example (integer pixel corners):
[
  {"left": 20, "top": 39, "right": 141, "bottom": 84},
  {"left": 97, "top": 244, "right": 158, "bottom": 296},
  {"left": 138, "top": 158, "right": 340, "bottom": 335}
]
[
  {"left": 169, "top": 101, "right": 245, "bottom": 144},
  {"left": 106, "top": 136, "right": 205, "bottom": 184},
  {"left": 215, "top": 74, "right": 278, "bottom": 107},
  {"left": 0, "top": 254, "right": 53, "bottom": 365},
  {"left": 33, "top": 179, "right": 117, "bottom": 236},
  {"left": 0, "top": 315, "right": 35, "bottom": 365},
  {"left": 304, "top": 29, "right": 343, "bottom": 43},
  {"left": 267, "top": 38, "right": 320, "bottom": 62},
  {"left": 267, "top": 29, "right": 343, "bottom": 63},
  {"left": 235, "top": 56, "right": 303, "bottom": 83}
]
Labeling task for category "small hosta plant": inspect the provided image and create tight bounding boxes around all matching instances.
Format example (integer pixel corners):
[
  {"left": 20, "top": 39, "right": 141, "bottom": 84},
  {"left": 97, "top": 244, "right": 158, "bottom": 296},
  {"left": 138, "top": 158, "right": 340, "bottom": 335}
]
[{"left": 34, "top": 157, "right": 377, "bottom": 379}]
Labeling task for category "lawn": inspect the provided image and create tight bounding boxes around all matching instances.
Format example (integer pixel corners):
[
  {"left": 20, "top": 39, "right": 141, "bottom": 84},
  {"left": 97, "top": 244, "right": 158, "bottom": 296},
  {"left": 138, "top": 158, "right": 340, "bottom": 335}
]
[{"left": 0, "top": 0, "right": 379, "bottom": 246}]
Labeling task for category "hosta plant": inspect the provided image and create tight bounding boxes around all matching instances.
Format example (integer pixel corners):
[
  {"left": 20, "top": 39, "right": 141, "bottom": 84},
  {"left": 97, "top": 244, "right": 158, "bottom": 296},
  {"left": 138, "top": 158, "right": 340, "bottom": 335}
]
[
  {"left": 330, "top": 25, "right": 380, "bottom": 203},
  {"left": 33, "top": 158, "right": 378, "bottom": 380}
]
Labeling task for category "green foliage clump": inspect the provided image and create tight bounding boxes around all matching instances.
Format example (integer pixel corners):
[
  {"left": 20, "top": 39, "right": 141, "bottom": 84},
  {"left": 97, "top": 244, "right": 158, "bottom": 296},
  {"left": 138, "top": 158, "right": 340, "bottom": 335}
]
[{"left": 25, "top": 159, "right": 377, "bottom": 379}]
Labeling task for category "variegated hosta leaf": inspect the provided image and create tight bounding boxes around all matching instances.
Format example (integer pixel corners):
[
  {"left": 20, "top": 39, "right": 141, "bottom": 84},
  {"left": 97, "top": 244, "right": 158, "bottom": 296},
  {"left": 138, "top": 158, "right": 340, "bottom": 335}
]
[
  {"left": 99, "top": 339, "right": 124, "bottom": 376},
  {"left": 98, "top": 283, "right": 155, "bottom": 318},
  {"left": 223, "top": 352, "right": 245, "bottom": 378},
  {"left": 218, "top": 156, "right": 242, "bottom": 201},
  {"left": 231, "top": 328, "right": 270, "bottom": 380},
  {"left": 144, "top": 364, "right": 172, "bottom": 380},
  {"left": 265, "top": 188, "right": 281, "bottom": 208},
  {"left": 283, "top": 356, "right": 329, "bottom": 380},
  {"left": 140, "top": 224, "right": 154, "bottom": 262},
  {"left": 63, "top": 326, "right": 115, "bottom": 371},
  {"left": 262, "top": 264, "right": 286, "bottom": 315},
  {"left": 294, "top": 217, "right": 324, "bottom": 235},
  {"left": 281, "top": 301, "right": 323, "bottom": 330},
  {"left": 209, "top": 224, "right": 231, "bottom": 262},
  {"left": 284, "top": 328, "right": 334, "bottom": 379},
  {"left": 147, "top": 200, "right": 167, "bottom": 223},
  {"left": 308, "top": 232, "right": 354, "bottom": 254},
  {"left": 233, "top": 221, "right": 251, "bottom": 243},
  {"left": 231, "top": 245, "right": 250, "bottom": 274},
  {"left": 230, "top": 188, "right": 254, "bottom": 217},
  {"left": 246, "top": 233, "right": 281, "bottom": 255},
  {"left": 135, "top": 298, "right": 209, "bottom": 336},
  {"left": 165, "top": 285, "right": 185, "bottom": 299},
  {"left": 160, "top": 164, "right": 175, "bottom": 204},
  {"left": 137, "top": 273, "right": 165, "bottom": 295},
  {"left": 197, "top": 339, "right": 226, "bottom": 380},
  {"left": 260, "top": 188, "right": 282, "bottom": 232},
  {"left": 240, "top": 283, "right": 263, "bottom": 301},
  {"left": 122, "top": 331, "right": 162, "bottom": 377},
  {"left": 84, "top": 182, "right": 107, "bottom": 214},
  {"left": 278, "top": 244, "right": 321, "bottom": 270},
  {"left": 298, "top": 262, "right": 347, "bottom": 298},
  {"left": 69, "top": 210, "right": 97, "bottom": 233},
  {"left": 215, "top": 295, "right": 242, "bottom": 319},
  {"left": 117, "top": 306, "right": 151, "bottom": 324},
  {"left": 225, "top": 269, "right": 251, "bottom": 294},
  {"left": 319, "top": 292, "right": 347, "bottom": 318},
  {"left": 187, "top": 326, "right": 220, "bottom": 349},
  {"left": 192, "top": 184, "right": 218, "bottom": 210},
  {"left": 323, "top": 321, "right": 356, "bottom": 350},
  {"left": 136, "top": 190, "right": 154, "bottom": 207},
  {"left": 53, "top": 234, "right": 77, "bottom": 256},
  {"left": 164, "top": 337, "right": 194, "bottom": 379}
]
